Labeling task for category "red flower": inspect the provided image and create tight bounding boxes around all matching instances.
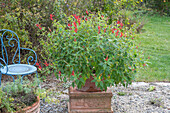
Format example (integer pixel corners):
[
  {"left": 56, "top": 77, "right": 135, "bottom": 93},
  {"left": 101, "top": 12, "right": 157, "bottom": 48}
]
[
  {"left": 136, "top": 46, "right": 138, "bottom": 49},
  {"left": 36, "top": 24, "right": 42, "bottom": 30},
  {"left": 105, "top": 56, "right": 108, "bottom": 61},
  {"left": 72, "top": 71, "right": 74, "bottom": 76},
  {"left": 38, "top": 65, "right": 42, "bottom": 70},
  {"left": 115, "top": 30, "right": 119, "bottom": 37},
  {"left": 119, "top": 27, "right": 122, "bottom": 29},
  {"left": 143, "top": 63, "right": 146, "bottom": 66},
  {"left": 36, "top": 62, "right": 40, "bottom": 66},
  {"left": 98, "top": 26, "right": 100, "bottom": 34},
  {"left": 75, "top": 15, "right": 79, "bottom": 20},
  {"left": 104, "top": 28, "right": 106, "bottom": 33},
  {"left": 74, "top": 38, "right": 76, "bottom": 42},
  {"left": 50, "top": 14, "right": 54, "bottom": 17},
  {"left": 48, "top": 28, "right": 52, "bottom": 32},
  {"left": 120, "top": 23, "right": 123, "bottom": 27},
  {"left": 120, "top": 32, "right": 123, "bottom": 37},
  {"left": 117, "top": 21, "right": 120, "bottom": 24},
  {"left": 75, "top": 28, "right": 78, "bottom": 33},
  {"left": 68, "top": 23, "right": 72, "bottom": 27},
  {"left": 50, "top": 17, "right": 53, "bottom": 20},
  {"left": 59, "top": 71, "right": 61, "bottom": 74},
  {"left": 86, "top": 10, "right": 88, "bottom": 15},
  {"left": 112, "top": 28, "right": 116, "bottom": 33},
  {"left": 132, "top": 37, "right": 134, "bottom": 40},
  {"left": 50, "top": 14, "right": 54, "bottom": 21},
  {"left": 73, "top": 22, "right": 77, "bottom": 28},
  {"left": 101, "top": 15, "right": 104, "bottom": 18},
  {"left": 116, "top": 32, "right": 119, "bottom": 37},
  {"left": 85, "top": 18, "right": 87, "bottom": 21},
  {"left": 148, "top": 56, "right": 150, "bottom": 59},
  {"left": 78, "top": 18, "right": 81, "bottom": 25},
  {"left": 98, "top": 26, "right": 100, "bottom": 29},
  {"left": 132, "top": 69, "right": 135, "bottom": 71},
  {"left": 44, "top": 61, "right": 49, "bottom": 66},
  {"left": 73, "top": 14, "right": 79, "bottom": 20}
]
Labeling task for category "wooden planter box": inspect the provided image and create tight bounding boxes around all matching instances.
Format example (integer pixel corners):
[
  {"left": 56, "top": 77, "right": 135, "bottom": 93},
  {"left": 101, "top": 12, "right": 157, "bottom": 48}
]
[{"left": 68, "top": 87, "right": 113, "bottom": 113}]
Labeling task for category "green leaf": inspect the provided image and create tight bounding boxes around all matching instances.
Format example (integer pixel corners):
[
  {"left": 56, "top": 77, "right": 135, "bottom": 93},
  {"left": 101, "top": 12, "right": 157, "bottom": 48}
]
[
  {"left": 95, "top": 81, "right": 98, "bottom": 87},
  {"left": 72, "top": 82, "right": 75, "bottom": 88},
  {"left": 100, "top": 81, "right": 103, "bottom": 88}
]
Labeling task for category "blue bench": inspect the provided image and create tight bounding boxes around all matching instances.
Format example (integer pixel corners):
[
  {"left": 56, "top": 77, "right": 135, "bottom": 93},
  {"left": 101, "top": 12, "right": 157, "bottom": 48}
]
[{"left": 0, "top": 29, "right": 38, "bottom": 85}]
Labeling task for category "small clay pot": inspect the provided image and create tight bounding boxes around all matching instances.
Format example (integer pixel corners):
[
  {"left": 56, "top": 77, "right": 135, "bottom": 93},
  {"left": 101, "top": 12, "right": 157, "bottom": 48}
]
[{"left": 16, "top": 96, "right": 40, "bottom": 113}]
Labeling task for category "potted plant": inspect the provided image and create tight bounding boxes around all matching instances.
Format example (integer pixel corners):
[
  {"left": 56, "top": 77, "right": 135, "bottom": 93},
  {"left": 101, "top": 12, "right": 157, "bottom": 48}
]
[
  {"left": 42, "top": 12, "right": 145, "bottom": 90},
  {"left": 0, "top": 77, "right": 59, "bottom": 113},
  {"left": 40, "top": 11, "right": 146, "bottom": 112}
]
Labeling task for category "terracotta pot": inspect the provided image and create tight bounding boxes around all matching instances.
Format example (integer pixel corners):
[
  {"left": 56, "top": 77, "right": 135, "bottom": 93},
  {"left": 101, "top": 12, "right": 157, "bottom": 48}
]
[
  {"left": 77, "top": 75, "right": 103, "bottom": 92},
  {"left": 16, "top": 96, "right": 40, "bottom": 113}
]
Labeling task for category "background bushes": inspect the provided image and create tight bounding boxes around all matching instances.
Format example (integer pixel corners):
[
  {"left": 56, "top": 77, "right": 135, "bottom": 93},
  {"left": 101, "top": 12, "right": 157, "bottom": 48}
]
[
  {"left": 144, "top": 0, "right": 170, "bottom": 16},
  {"left": 0, "top": 0, "right": 65, "bottom": 64},
  {"left": 1, "top": 0, "right": 167, "bottom": 77}
]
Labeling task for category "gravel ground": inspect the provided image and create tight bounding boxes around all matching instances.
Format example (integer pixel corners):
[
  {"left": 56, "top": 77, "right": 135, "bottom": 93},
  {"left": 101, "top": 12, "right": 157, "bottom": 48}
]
[
  {"left": 40, "top": 76, "right": 170, "bottom": 113},
  {"left": 112, "top": 82, "right": 170, "bottom": 113}
]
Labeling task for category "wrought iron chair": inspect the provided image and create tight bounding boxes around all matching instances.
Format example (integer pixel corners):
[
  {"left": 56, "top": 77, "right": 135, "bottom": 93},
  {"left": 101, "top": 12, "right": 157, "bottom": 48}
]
[{"left": 0, "top": 29, "right": 38, "bottom": 86}]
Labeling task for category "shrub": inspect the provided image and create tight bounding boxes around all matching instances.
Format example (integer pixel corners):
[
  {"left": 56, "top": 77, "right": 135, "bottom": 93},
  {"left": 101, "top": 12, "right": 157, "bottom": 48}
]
[
  {"left": 40, "top": 12, "right": 146, "bottom": 90},
  {"left": 144, "top": 0, "right": 170, "bottom": 16},
  {"left": 0, "top": 0, "right": 66, "bottom": 64}
]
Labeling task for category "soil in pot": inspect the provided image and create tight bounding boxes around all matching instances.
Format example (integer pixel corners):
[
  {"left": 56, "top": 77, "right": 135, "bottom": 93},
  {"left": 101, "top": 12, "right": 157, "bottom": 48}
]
[{"left": 0, "top": 91, "right": 37, "bottom": 113}]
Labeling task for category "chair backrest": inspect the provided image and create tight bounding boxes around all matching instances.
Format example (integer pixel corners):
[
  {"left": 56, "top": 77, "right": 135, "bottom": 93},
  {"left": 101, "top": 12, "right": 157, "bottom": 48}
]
[{"left": 0, "top": 29, "right": 21, "bottom": 65}]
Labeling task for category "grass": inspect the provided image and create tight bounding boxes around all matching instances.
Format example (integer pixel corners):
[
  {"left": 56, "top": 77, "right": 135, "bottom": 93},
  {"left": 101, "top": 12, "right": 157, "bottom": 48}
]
[{"left": 135, "top": 15, "right": 170, "bottom": 82}]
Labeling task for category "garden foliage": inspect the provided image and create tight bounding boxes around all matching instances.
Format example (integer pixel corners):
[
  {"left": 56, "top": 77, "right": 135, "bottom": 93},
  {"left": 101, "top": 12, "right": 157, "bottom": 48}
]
[
  {"left": 0, "top": 77, "right": 59, "bottom": 112},
  {"left": 0, "top": 0, "right": 148, "bottom": 79},
  {"left": 144, "top": 0, "right": 170, "bottom": 16},
  {"left": 40, "top": 13, "right": 146, "bottom": 90},
  {"left": 0, "top": 0, "right": 65, "bottom": 63}
]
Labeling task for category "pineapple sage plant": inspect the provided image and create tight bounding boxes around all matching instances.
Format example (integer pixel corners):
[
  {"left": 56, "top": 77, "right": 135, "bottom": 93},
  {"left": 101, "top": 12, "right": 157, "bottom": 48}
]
[{"left": 41, "top": 12, "right": 146, "bottom": 91}]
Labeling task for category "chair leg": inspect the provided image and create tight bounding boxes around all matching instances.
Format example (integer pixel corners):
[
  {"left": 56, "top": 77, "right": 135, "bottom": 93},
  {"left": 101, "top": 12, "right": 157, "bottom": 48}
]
[
  {"left": 21, "top": 75, "right": 26, "bottom": 84},
  {"left": 36, "top": 71, "right": 40, "bottom": 87},
  {"left": 36, "top": 71, "right": 38, "bottom": 78},
  {"left": 0, "top": 72, "right": 2, "bottom": 86},
  {"left": 11, "top": 75, "right": 15, "bottom": 83}
]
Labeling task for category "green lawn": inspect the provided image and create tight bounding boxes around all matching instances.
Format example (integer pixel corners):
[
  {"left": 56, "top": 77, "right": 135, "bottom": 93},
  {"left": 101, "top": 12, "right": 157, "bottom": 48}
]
[{"left": 135, "top": 15, "right": 170, "bottom": 82}]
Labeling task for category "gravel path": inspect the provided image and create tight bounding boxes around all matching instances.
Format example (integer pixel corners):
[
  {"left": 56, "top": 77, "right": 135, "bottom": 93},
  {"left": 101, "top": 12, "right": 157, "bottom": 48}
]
[
  {"left": 112, "top": 82, "right": 170, "bottom": 113},
  {"left": 40, "top": 77, "right": 170, "bottom": 113}
]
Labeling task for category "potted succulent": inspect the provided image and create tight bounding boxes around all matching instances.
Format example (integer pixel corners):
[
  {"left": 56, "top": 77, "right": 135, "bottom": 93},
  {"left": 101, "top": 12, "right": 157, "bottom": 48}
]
[
  {"left": 0, "top": 77, "right": 59, "bottom": 113},
  {"left": 41, "top": 12, "right": 145, "bottom": 91}
]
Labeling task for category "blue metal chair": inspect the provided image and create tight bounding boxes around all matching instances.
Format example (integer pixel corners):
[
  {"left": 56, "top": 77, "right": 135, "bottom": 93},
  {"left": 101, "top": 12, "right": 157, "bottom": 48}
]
[{"left": 0, "top": 29, "right": 38, "bottom": 86}]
